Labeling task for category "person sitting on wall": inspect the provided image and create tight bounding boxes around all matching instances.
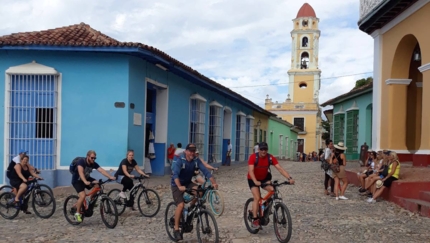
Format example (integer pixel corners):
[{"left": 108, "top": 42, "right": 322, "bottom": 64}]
[
  {"left": 357, "top": 151, "right": 376, "bottom": 193},
  {"left": 363, "top": 150, "right": 389, "bottom": 197}
]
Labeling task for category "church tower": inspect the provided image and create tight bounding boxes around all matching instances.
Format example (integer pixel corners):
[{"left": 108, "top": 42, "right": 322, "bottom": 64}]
[{"left": 265, "top": 3, "right": 323, "bottom": 155}]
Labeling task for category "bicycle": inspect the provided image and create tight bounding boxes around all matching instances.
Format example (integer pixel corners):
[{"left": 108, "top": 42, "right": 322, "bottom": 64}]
[
  {"left": 63, "top": 179, "right": 118, "bottom": 229},
  {"left": 165, "top": 186, "right": 220, "bottom": 242},
  {"left": 0, "top": 178, "right": 56, "bottom": 219},
  {"left": 243, "top": 180, "right": 293, "bottom": 243},
  {"left": 187, "top": 170, "right": 224, "bottom": 217},
  {"left": 0, "top": 168, "right": 54, "bottom": 196},
  {"left": 107, "top": 175, "right": 160, "bottom": 217}
]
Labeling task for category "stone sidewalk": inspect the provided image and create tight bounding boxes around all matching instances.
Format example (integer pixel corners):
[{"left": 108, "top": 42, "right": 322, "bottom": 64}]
[{"left": 1, "top": 160, "right": 429, "bottom": 243}]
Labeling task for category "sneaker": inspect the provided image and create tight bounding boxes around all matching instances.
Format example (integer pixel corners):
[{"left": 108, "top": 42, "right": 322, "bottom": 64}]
[
  {"left": 251, "top": 219, "right": 260, "bottom": 229},
  {"left": 339, "top": 196, "right": 348, "bottom": 200},
  {"left": 119, "top": 191, "right": 127, "bottom": 199},
  {"left": 74, "top": 213, "right": 83, "bottom": 223},
  {"left": 173, "top": 230, "right": 183, "bottom": 241},
  {"left": 367, "top": 193, "right": 373, "bottom": 198},
  {"left": 335, "top": 197, "right": 339, "bottom": 200},
  {"left": 367, "top": 198, "right": 375, "bottom": 203}
]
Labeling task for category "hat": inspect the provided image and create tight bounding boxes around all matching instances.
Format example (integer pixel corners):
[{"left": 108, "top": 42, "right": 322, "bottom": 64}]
[
  {"left": 185, "top": 143, "right": 197, "bottom": 152},
  {"left": 334, "top": 142, "right": 347, "bottom": 150},
  {"left": 376, "top": 180, "right": 383, "bottom": 189},
  {"left": 368, "top": 149, "right": 373, "bottom": 153},
  {"left": 19, "top": 149, "right": 28, "bottom": 154},
  {"left": 195, "top": 150, "right": 200, "bottom": 154},
  {"left": 258, "top": 142, "right": 268, "bottom": 150}
]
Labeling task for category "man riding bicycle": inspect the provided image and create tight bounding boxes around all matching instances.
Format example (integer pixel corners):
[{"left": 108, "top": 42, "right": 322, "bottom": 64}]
[
  {"left": 247, "top": 142, "right": 295, "bottom": 229},
  {"left": 170, "top": 143, "right": 219, "bottom": 241},
  {"left": 71, "top": 150, "right": 115, "bottom": 223}
]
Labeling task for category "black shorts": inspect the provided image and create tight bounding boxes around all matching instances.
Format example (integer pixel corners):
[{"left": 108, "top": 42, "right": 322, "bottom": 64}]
[
  {"left": 10, "top": 179, "right": 23, "bottom": 190},
  {"left": 383, "top": 176, "right": 398, "bottom": 188},
  {"left": 72, "top": 177, "right": 96, "bottom": 193},
  {"left": 171, "top": 183, "right": 198, "bottom": 205},
  {"left": 248, "top": 173, "right": 272, "bottom": 189}
]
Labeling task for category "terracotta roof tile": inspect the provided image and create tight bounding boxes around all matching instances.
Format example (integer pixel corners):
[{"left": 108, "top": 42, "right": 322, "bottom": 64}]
[
  {"left": 0, "top": 23, "right": 276, "bottom": 117},
  {"left": 320, "top": 81, "right": 373, "bottom": 107}
]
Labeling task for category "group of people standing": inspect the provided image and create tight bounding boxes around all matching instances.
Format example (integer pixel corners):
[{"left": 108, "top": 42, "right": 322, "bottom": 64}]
[{"left": 321, "top": 140, "right": 349, "bottom": 200}]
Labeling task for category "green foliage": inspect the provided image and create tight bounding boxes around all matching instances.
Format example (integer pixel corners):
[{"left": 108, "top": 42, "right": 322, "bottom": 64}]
[
  {"left": 321, "top": 119, "right": 330, "bottom": 141},
  {"left": 354, "top": 77, "right": 373, "bottom": 89}
]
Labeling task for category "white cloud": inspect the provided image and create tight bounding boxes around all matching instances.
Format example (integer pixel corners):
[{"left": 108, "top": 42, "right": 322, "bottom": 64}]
[{"left": 0, "top": 0, "right": 374, "bottom": 111}]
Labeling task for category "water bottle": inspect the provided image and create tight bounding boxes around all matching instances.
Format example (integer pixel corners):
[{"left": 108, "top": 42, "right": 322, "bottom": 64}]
[
  {"left": 261, "top": 204, "right": 265, "bottom": 217},
  {"left": 184, "top": 193, "right": 191, "bottom": 202},
  {"left": 183, "top": 207, "right": 188, "bottom": 220}
]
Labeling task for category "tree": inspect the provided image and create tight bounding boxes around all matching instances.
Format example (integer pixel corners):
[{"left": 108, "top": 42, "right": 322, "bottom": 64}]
[
  {"left": 321, "top": 120, "right": 330, "bottom": 141},
  {"left": 354, "top": 77, "right": 373, "bottom": 89}
]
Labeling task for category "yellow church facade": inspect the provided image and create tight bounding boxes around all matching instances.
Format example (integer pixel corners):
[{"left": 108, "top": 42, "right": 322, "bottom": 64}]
[
  {"left": 359, "top": 0, "right": 430, "bottom": 166},
  {"left": 265, "top": 3, "right": 323, "bottom": 155}
]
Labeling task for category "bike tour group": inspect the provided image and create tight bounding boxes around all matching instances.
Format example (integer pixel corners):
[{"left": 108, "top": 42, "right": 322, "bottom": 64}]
[{"left": 0, "top": 142, "right": 295, "bottom": 243}]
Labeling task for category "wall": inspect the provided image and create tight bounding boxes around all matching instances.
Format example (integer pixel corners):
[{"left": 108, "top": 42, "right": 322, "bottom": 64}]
[
  {"left": 252, "top": 111, "right": 269, "bottom": 144},
  {"left": 279, "top": 112, "right": 318, "bottom": 153},
  {"left": 333, "top": 91, "right": 373, "bottom": 160},
  {"left": 0, "top": 50, "right": 129, "bottom": 186},
  {"left": 293, "top": 74, "right": 315, "bottom": 103},
  {"left": 267, "top": 118, "right": 295, "bottom": 159}
]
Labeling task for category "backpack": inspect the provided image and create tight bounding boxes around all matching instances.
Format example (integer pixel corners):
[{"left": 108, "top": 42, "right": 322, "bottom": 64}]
[
  {"left": 69, "top": 157, "right": 85, "bottom": 174},
  {"left": 254, "top": 153, "right": 273, "bottom": 173}
]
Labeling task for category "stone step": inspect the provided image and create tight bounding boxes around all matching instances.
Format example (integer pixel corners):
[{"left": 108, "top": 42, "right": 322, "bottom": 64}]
[
  {"left": 396, "top": 197, "right": 430, "bottom": 217},
  {"left": 419, "top": 191, "right": 430, "bottom": 203}
]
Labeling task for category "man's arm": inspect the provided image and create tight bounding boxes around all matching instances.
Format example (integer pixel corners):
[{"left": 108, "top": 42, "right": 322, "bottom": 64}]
[{"left": 97, "top": 167, "right": 115, "bottom": 180}]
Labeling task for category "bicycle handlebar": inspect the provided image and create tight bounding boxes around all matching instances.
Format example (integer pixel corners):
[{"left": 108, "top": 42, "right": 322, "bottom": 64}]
[
  {"left": 26, "top": 178, "right": 43, "bottom": 184},
  {"left": 93, "top": 179, "right": 114, "bottom": 185},
  {"left": 185, "top": 185, "right": 214, "bottom": 194},
  {"left": 133, "top": 175, "right": 150, "bottom": 180},
  {"left": 261, "top": 180, "right": 292, "bottom": 188}
]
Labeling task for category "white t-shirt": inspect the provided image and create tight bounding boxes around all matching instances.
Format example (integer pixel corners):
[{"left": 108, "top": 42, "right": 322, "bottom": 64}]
[
  {"left": 324, "top": 148, "right": 332, "bottom": 160},
  {"left": 254, "top": 145, "right": 259, "bottom": 153},
  {"left": 12, "top": 155, "right": 21, "bottom": 164},
  {"left": 228, "top": 144, "right": 232, "bottom": 151},
  {"left": 174, "top": 148, "right": 185, "bottom": 156}
]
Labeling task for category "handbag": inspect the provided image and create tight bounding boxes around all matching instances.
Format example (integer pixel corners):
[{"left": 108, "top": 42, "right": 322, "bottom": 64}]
[{"left": 321, "top": 159, "right": 331, "bottom": 171}]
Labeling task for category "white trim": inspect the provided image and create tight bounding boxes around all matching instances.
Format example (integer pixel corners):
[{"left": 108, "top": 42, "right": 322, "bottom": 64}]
[
  {"left": 418, "top": 63, "right": 430, "bottom": 73},
  {"left": 146, "top": 77, "right": 168, "bottom": 89},
  {"left": 346, "top": 101, "right": 359, "bottom": 111},
  {"left": 246, "top": 115, "right": 255, "bottom": 120},
  {"left": 237, "top": 111, "right": 246, "bottom": 117},
  {"left": 380, "top": 0, "right": 430, "bottom": 35},
  {"left": 372, "top": 32, "right": 383, "bottom": 157},
  {"left": 370, "top": 29, "right": 381, "bottom": 39},
  {"left": 6, "top": 61, "right": 59, "bottom": 75},
  {"left": 3, "top": 73, "right": 10, "bottom": 185},
  {"left": 223, "top": 106, "right": 232, "bottom": 113},
  {"left": 190, "top": 93, "right": 207, "bottom": 102},
  {"left": 416, "top": 82, "right": 423, "bottom": 88},
  {"left": 143, "top": 81, "right": 148, "bottom": 166},
  {"left": 56, "top": 74, "right": 62, "bottom": 169},
  {"left": 385, "top": 79, "right": 412, "bottom": 85},
  {"left": 155, "top": 64, "right": 168, "bottom": 71},
  {"left": 334, "top": 105, "right": 345, "bottom": 115},
  {"left": 209, "top": 100, "right": 223, "bottom": 108}
]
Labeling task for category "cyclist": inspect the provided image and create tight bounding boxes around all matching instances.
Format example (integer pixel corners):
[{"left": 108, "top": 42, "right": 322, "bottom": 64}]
[
  {"left": 71, "top": 150, "right": 115, "bottom": 223},
  {"left": 247, "top": 142, "right": 295, "bottom": 229},
  {"left": 192, "top": 150, "right": 218, "bottom": 184},
  {"left": 114, "top": 150, "right": 150, "bottom": 210},
  {"left": 171, "top": 143, "right": 219, "bottom": 241},
  {"left": 8, "top": 155, "right": 43, "bottom": 214}
]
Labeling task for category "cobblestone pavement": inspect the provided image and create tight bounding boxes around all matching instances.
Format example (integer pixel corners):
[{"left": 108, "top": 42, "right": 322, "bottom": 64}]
[{"left": 1, "top": 161, "right": 430, "bottom": 243}]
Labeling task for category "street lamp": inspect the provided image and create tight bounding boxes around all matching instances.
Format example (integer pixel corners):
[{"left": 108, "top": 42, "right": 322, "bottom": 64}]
[{"left": 256, "top": 120, "right": 261, "bottom": 127}]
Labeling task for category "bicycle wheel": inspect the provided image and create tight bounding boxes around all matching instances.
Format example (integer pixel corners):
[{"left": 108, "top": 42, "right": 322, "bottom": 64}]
[
  {"left": 32, "top": 190, "right": 56, "bottom": 218},
  {"left": 0, "top": 185, "right": 14, "bottom": 193},
  {"left": 196, "top": 210, "right": 219, "bottom": 243},
  {"left": 164, "top": 202, "right": 178, "bottom": 241},
  {"left": 107, "top": 188, "right": 126, "bottom": 215},
  {"left": 137, "top": 188, "right": 160, "bottom": 217},
  {"left": 0, "top": 192, "right": 20, "bottom": 219},
  {"left": 273, "top": 202, "right": 292, "bottom": 243},
  {"left": 100, "top": 197, "right": 118, "bottom": 229},
  {"left": 37, "top": 184, "right": 54, "bottom": 197},
  {"left": 209, "top": 190, "right": 224, "bottom": 217},
  {"left": 63, "top": 195, "right": 84, "bottom": 225},
  {"left": 243, "top": 198, "right": 259, "bottom": 234}
]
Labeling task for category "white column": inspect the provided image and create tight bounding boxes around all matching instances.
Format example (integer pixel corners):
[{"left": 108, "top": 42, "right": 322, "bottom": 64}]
[{"left": 371, "top": 29, "right": 382, "bottom": 151}]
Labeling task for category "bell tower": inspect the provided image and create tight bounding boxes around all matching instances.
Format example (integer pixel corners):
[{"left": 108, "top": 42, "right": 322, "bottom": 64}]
[{"left": 288, "top": 3, "right": 321, "bottom": 103}]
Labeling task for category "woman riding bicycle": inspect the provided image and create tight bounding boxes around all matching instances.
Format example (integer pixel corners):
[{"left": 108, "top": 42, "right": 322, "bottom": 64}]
[
  {"left": 114, "top": 150, "right": 149, "bottom": 210},
  {"left": 8, "top": 155, "right": 43, "bottom": 214},
  {"left": 247, "top": 142, "right": 295, "bottom": 229}
]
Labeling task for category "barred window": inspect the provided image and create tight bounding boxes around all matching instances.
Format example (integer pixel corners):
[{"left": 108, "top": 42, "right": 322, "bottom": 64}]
[{"left": 190, "top": 95, "right": 206, "bottom": 158}]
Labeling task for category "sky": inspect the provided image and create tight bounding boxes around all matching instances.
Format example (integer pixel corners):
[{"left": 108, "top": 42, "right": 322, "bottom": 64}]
[{"left": 0, "top": 0, "right": 374, "bottom": 116}]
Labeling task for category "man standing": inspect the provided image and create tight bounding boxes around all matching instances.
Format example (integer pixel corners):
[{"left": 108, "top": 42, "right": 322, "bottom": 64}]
[
  {"left": 170, "top": 143, "right": 218, "bottom": 241},
  {"left": 224, "top": 140, "right": 232, "bottom": 166},
  {"left": 167, "top": 143, "right": 175, "bottom": 165}
]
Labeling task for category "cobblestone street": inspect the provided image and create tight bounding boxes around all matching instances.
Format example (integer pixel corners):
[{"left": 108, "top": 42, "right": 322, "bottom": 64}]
[{"left": 1, "top": 160, "right": 430, "bottom": 243}]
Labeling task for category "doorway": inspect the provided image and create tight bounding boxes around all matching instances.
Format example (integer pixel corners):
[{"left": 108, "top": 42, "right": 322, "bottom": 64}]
[{"left": 297, "top": 139, "right": 304, "bottom": 153}]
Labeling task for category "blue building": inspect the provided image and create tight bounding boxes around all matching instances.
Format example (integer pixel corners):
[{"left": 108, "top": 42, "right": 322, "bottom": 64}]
[{"left": 0, "top": 23, "right": 274, "bottom": 187}]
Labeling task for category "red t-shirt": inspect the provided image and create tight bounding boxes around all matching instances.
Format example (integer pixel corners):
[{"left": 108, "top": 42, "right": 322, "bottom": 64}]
[
  {"left": 167, "top": 147, "right": 175, "bottom": 159},
  {"left": 247, "top": 153, "right": 279, "bottom": 181}
]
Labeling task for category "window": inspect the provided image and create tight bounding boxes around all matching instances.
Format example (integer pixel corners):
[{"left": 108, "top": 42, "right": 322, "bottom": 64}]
[
  {"left": 263, "top": 130, "right": 267, "bottom": 142},
  {"left": 334, "top": 114, "right": 345, "bottom": 144},
  {"left": 235, "top": 113, "right": 246, "bottom": 161},
  {"left": 208, "top": 103, "right": 222, "bottom": 162},
  {"left": 294, "top": 117, "right": 305, "bottom": 131},
  {"left": 190, "top": 98, "right": 206, "bottom": 158},
  {"left": 346, "top": 110, "right": 359, "bottom": 154},
  {"left": 259, "top": 129, "right": 263, "bottom": 143},
  {"left": 36, "top": 108, "right": 54, "bottom": 138},
  {"left": 302, "top": 37, "right": 308, "bottom": 47},
  {"left": 245, "top": 116, "right": 254, "bottom": 159}
]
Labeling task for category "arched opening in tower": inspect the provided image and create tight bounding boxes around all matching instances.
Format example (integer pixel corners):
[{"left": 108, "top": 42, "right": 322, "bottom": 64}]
[{"left": 300, "top": 52, "right": 309, "bottom": 69}]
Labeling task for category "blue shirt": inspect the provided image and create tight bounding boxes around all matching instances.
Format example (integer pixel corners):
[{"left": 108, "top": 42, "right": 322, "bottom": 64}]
[
  {"left": 71, "top": 158, "right": 100, "bottom": 184},
  {"left": 171, "top": 153, "right": 212, "bottom": 186}
]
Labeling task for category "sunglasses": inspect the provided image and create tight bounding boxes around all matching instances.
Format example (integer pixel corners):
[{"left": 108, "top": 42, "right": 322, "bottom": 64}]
[{"left": 91, "top": 157, "right": 97, "bottom": 160}]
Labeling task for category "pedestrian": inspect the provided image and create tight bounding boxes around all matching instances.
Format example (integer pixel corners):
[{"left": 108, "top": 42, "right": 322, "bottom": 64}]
[
  {"left": 224, "top": 140, "right": 232, "bottom": 166},
  {"left": 167, "top": 143, "right": 175, "bottom": 165}
]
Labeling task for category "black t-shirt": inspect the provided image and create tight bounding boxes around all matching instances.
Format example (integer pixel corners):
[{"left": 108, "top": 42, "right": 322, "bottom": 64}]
[
  {"left": 9, "top": 163, "right": 32, "bottom": 181},
  {"left": 71, "top": 158, "right": 100, "bottom": 184},
  {"left": 114, "top": 159, "right": 137, "bottom": 177}
]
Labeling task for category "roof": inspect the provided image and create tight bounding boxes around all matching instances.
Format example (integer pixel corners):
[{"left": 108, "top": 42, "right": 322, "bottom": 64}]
[
  {"left": 358, "top": 0, "right": 418, "bottom": 34},
  {"left": 296, "top": 3, "right": 317, "bottom": 18},
  {"left": 0, "top": 23, "right": 276, "bottom": 117},
  {"left": 320, "top": 81, "right": 373, "bottom": 107}
]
